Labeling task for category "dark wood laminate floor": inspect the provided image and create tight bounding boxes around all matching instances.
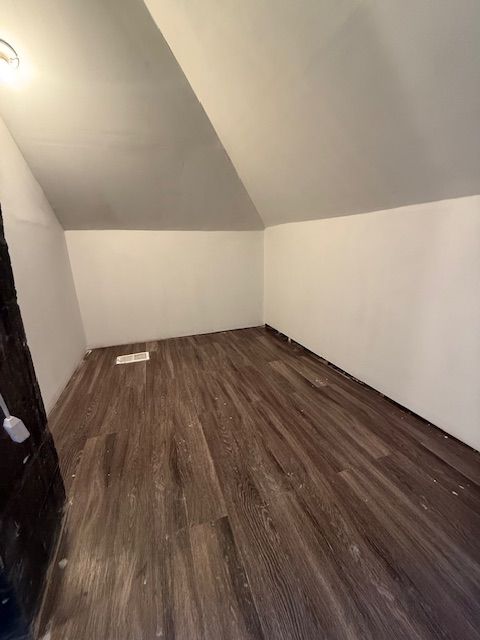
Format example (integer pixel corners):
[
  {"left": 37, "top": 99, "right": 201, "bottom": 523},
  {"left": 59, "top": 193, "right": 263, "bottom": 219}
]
[{"left": 37, "top": 327, "right": 480, "bottom": 639}]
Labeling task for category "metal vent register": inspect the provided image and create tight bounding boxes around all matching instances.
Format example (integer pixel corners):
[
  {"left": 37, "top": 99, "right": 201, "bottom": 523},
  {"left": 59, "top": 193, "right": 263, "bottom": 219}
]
[{"left": 115, "top": 351, "right": 150, "bottom": 365}]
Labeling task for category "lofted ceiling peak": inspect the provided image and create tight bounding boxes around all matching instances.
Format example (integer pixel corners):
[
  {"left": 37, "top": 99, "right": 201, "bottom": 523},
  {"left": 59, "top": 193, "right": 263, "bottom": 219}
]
[
  {"left": 2, "top": 1, "right": 479, "bottom": 230},
  {"left": 144, "top": 0, "right": 480, "bottom": 226},
  {"left": 0, "top": 0, "right": 262, "bottom": 230}
]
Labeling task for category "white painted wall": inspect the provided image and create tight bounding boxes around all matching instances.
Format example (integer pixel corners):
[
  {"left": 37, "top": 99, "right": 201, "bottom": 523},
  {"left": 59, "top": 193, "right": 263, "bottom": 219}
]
[
  {"left": 264, "top": 196, "right": 480, "bottom": 451},
  {"left": 0, "top": 117, "right": 86, "bottom": 412},
  {"left": 66, "top": 230, "right": 263, "bottom": 348}
]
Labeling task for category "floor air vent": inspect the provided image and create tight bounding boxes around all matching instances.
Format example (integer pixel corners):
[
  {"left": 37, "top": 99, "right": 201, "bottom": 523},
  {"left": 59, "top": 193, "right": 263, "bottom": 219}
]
[{"left": 115, "top": 351, "right": 150, "bottom": 365}]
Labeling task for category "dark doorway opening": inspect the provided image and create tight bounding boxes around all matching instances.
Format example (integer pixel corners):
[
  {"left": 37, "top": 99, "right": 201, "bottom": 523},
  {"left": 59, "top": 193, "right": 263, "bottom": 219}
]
[{"left": 0, "top": 205, "right": 65, "bottom": 639}]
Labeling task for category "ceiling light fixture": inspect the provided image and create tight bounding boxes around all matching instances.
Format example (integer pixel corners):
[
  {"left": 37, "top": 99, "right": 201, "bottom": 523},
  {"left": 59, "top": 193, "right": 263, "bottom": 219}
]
[{"left": 0, "top": 38, "right": 20, "bottom": 83}]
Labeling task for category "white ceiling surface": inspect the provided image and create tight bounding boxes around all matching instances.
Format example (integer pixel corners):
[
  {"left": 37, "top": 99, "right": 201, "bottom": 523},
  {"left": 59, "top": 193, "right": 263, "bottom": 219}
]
[
  {"left": 145, "top": 0, "right": 480, "bottom": 226},
  {"left": 0, "top": 0, "right": 262, "bottom": 230}
]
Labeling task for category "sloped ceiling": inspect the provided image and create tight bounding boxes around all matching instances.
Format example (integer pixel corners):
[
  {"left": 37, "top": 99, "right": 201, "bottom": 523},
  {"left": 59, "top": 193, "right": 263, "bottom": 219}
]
[
  {"left": 0, "top": 0, "right": 262, "bottom": 230},
  {"left": 144, "top": 0, "right": 480, "bottom": 226}
]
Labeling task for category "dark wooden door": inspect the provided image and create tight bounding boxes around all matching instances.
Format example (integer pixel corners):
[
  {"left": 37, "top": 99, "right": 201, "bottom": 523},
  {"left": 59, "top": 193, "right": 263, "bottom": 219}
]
[{"left": 0, "top": 205, "right": 65, "bottom": 638}]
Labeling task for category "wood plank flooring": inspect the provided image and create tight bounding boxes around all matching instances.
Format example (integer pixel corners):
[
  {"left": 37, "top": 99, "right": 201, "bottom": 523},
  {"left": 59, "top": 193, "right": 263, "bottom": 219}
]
[{"left": 36, "top": 327, "right": 480, "bottom": 639}]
